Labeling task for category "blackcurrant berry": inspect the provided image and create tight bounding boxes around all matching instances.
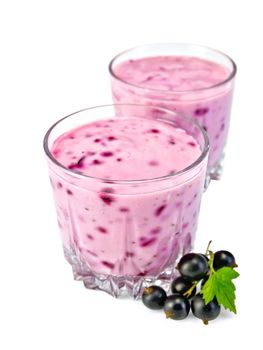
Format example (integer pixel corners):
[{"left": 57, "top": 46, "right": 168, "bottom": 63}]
[
  {"left": 142, "top": 286, "right": 167, "bottom": 310},
  {"left": 213, "top": 250, "right": 237, "bottom": 270},
  {"left": 164, "top": 294, "right": 190, "bottom": 320},
  {"left": 177, "top": 253, "right": 209, "bottom": 281},
  {"left": 199, "top": 253, "right": 209, "bottom": 262},
  {"left": 171, "top": 276, "right": 196, "bottom": 299},
  {"left": 191, "top": 294, "right": 221, "bottom": 325}
]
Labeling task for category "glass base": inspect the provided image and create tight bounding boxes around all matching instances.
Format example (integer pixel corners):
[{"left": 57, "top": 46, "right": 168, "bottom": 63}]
[
  {"left": 63, "top": 246, "right": 179, "bottom": 299},
  {"left": 205, "top": 154, "right": 225, "bottom": 190}
]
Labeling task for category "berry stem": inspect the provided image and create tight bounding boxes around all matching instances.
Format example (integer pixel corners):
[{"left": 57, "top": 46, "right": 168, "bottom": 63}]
[
  {"left": 165, "top": 310, "right": 173, "bottom": 319},
  {"left": 205, "top": 240, "right": 212, "bottom": 256},
  {"left": 183, "top": 281, "right": 198, "bottom": 298},
  {"left": 208, "top": 251, "right": 216, "bottom": 274},
  {"left": 144, "top": 287, "right": 153, "bottom": 295}
]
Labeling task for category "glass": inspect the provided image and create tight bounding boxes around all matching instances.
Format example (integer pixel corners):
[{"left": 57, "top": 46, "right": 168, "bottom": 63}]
[
  {"left": 43, "top": 104, "right": 209, "bottom": 298},
  {"left": 109, "top": 43, "right": 236, "bottom": 185}
]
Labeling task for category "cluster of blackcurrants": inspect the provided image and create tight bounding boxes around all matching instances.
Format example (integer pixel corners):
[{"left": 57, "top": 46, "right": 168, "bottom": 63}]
[{"left": 142, "top": 250, "right": 237, "bottom": 324}]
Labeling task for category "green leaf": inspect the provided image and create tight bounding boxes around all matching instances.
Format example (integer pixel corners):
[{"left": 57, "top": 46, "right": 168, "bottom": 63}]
[
  {"left": 200, "top": 273, "right": 217, "bottom": 303},
  {"left": 200, "top": 267, "right": 239, "bottom": 314}
]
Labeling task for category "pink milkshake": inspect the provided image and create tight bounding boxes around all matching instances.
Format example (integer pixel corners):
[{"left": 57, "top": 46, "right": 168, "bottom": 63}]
[
  {"left": 44, "top": 105, "right": 209, "bottom": 297},
  {"left": 109, "top": 43, "right": 236, "bottom": 183}
]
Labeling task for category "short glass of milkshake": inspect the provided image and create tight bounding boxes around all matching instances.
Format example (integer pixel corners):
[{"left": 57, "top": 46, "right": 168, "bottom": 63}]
[
  {"left": 44, "top": 104, "right": 209, "bottom": 298},
  {"left": 109, "top": 43, "right": 236, "bottom": 184}
]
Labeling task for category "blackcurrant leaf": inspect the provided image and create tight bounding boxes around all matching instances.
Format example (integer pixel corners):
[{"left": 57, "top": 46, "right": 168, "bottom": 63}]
[
  {"left": 200, "top": 267, "right": 239, "bottom": 314},
  {"left": 200, "top": 273, "right": 217, "bottom": 301}
]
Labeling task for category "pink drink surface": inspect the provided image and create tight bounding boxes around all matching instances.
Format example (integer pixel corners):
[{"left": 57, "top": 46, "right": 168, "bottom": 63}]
[
  {"left": 52, "top": 118, "right": 201, "bottom": 179},
  {"left": 112, "top": 56, "right": 234, "bottom": 171},
  {"left": 50, "top": 117, "right": 206, "bottom": 276}
]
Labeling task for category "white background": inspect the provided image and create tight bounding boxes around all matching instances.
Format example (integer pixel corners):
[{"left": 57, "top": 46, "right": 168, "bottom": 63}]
[{"left": 0, "top": 1, "right": 262, "bottom": 349}]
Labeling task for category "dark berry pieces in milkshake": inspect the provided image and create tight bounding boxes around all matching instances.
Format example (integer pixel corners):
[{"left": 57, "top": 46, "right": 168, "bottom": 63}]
[
  {"left": 111, "top": 53, "right": 235, "bottom": 172},
  {"left": 51, "top": 117, "right": 201, "bottom": 181},
  {"left": 50, "top": 116, "right": 206, "bottom": 276}
]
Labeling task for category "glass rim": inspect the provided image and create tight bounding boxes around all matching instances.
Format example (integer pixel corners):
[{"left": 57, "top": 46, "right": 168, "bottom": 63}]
[
  {"left": 43, "top": 104, "right": 209, "bottom": 185},
  {"left": 109, "top": 42, "right": 237, "bottom": 94}
]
